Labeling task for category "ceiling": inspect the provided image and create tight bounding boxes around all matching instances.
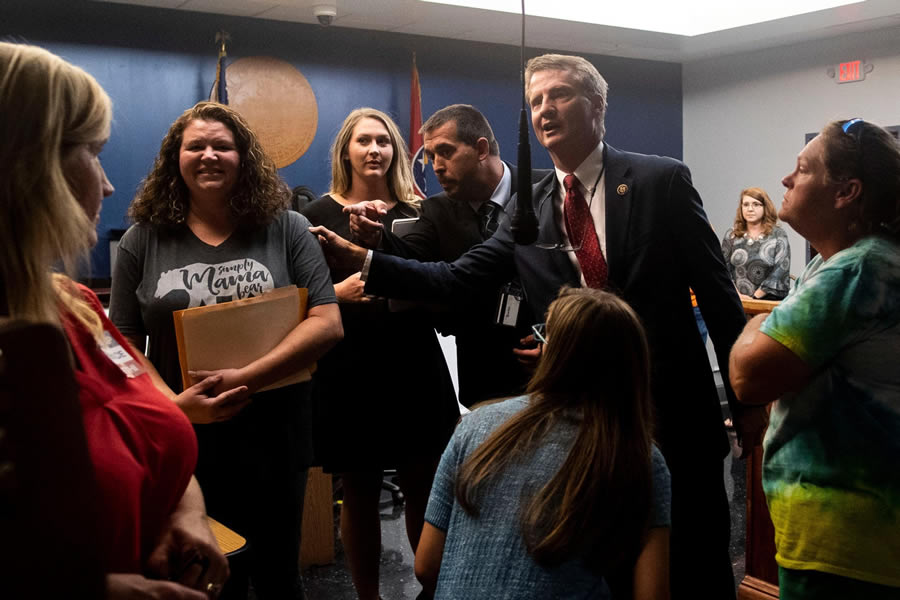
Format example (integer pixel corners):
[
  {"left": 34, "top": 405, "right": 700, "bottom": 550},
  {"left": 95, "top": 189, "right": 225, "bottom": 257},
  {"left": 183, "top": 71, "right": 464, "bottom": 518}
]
[{"left": 93, "top": 0, "right": 900, "bottom": 62}]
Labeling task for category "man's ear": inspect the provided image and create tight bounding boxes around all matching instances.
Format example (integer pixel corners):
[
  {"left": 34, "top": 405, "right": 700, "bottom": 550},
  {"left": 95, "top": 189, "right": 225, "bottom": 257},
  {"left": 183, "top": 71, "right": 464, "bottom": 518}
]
[
  {"left": 834, "top": 178, "right": 863, "bottom": 210},
  {"left": 475, "top": 137, "right": 491, "bottom": 161}
]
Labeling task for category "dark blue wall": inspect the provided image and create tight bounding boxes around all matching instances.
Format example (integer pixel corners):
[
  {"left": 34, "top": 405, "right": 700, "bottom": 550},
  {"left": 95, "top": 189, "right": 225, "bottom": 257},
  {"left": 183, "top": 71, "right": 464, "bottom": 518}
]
[{"left": 3, "top": 0, "right": 682, "bottom": 277}]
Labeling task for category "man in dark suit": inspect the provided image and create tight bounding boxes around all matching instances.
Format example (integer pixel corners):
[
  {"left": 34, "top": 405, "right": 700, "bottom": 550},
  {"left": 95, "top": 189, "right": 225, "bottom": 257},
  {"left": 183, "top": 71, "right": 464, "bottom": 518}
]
[
  {"left": 312, "top": 54, "right": 763, "bottom": 598},
  {"left": 349, "top": 104, "right": 544, "bottom": 406}
]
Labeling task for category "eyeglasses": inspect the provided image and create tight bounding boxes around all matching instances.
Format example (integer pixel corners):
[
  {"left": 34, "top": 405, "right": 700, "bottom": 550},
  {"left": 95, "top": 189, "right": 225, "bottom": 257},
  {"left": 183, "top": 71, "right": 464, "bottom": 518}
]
[
  {"left": 534, "top": 196, "right": 589, "bottom": 252},
  {"left": 536, "top": 164, "right": 606, "bottom": 252},
  {"left": 531, "top": 322, "right": 547, "bottom": 344},
  {"left": 535, "top": 233, "right": 585, "bottom": 252}
]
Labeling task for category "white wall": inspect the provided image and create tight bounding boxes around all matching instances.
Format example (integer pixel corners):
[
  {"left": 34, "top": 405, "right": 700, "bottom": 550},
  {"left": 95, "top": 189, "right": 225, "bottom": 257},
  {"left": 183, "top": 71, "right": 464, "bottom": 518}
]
[{"left": 684, "top": 25, "right": 900, "bottom": 277}]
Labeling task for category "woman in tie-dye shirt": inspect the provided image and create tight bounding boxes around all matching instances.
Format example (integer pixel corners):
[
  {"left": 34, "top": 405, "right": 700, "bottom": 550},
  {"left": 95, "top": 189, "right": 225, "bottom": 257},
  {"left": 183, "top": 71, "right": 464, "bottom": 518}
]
[{"left": 728, "top": 119, "right": 900, "bottom": 599}]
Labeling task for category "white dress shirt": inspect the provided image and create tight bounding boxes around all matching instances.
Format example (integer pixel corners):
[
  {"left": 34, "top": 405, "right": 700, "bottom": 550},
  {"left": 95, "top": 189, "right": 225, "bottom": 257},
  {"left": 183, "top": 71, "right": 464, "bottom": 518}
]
[
  {"left": 552, "top": 142, "right": 606, "bottom": 286},
  {"left": 469, "top": 161, "right": 512, "bottom": 214}
]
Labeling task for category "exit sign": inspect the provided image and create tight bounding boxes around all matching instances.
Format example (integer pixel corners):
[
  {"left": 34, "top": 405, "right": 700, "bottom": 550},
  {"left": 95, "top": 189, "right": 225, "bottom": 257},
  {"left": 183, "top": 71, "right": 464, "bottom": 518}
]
[{"left": 833, "top": 60, "right": 872, "bottom": 84}]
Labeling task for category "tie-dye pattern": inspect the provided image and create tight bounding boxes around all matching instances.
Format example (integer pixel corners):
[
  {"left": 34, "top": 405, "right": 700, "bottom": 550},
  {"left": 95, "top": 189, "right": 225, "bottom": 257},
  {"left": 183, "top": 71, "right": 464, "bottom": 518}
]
[{"left": 760, "top": 236, "right": 900, "bottom": 588}]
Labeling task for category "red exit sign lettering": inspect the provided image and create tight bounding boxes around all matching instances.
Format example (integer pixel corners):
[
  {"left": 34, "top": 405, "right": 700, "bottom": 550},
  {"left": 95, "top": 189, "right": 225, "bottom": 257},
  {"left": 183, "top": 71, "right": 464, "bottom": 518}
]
[{"left": 836, "top": 60, "right": 869, "bottom": 84}]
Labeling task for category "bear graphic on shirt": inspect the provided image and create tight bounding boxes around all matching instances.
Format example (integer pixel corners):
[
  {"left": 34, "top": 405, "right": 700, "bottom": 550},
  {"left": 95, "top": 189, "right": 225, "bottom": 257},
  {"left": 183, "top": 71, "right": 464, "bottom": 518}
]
[{"left": 154, "top": 258, "right": 274, "bottom": 307}]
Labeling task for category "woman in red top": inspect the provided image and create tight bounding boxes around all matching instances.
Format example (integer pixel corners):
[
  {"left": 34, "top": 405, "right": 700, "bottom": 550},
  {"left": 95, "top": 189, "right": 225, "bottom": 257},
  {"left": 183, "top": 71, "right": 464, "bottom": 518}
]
[{"left": 0, "top": 42, "right": 237, "bottom": 598}]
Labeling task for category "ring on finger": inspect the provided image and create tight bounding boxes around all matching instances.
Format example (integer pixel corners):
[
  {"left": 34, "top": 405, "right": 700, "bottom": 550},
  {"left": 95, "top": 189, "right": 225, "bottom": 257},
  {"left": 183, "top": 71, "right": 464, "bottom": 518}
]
[{"left": 206, "top": 582, "right": 223, "bottom": 596}]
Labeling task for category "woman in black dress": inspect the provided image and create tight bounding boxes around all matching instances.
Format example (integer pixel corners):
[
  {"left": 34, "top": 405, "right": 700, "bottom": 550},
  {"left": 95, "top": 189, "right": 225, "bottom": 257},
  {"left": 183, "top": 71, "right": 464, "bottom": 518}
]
[{"left": 303, "top": 107, "right": 459, "bottom": 600}]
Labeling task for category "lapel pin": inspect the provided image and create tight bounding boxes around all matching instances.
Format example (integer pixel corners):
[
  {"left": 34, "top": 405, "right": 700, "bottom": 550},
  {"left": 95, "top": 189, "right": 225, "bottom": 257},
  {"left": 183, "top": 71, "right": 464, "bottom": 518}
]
[{"left": 617, "top": 184, "right": 628, "bottom": 196}]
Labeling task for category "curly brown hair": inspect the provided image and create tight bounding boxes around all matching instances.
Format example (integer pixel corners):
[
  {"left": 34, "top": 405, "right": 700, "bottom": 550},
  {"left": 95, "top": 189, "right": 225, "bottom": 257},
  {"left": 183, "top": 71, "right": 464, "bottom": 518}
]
[{"left": 129, "top": 101, "right": 289, "bottom": 227}]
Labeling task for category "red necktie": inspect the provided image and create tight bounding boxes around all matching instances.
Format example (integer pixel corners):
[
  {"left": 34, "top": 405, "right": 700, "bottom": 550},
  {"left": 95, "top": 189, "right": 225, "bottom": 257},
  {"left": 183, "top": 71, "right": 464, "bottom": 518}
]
[{"left": 564, "top": 174, "right": 608, "bottom": 289}]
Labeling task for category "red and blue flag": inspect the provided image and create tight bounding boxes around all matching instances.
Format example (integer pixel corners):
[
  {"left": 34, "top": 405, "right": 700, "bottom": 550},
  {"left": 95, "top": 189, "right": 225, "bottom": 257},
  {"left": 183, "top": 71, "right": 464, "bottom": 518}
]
[{"left": 410, "top": 53, "right": 427, "bottom": 198}]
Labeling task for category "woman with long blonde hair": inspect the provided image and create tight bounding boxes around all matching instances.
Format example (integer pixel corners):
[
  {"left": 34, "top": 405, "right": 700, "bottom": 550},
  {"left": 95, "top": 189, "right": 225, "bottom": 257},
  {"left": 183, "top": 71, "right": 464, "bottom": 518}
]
[
  {"left": 303, "top": 108, "right": 459, "bottom": 600},
  {"left": 1, "top": 42, "right": 231, "bottom": 599}
]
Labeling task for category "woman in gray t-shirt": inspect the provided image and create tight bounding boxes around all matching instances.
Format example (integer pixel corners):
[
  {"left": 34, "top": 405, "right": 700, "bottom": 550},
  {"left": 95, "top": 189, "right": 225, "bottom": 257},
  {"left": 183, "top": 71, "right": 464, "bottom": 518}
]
[{"left": 110, "top": 101, "right": 341, "bottom": 600}]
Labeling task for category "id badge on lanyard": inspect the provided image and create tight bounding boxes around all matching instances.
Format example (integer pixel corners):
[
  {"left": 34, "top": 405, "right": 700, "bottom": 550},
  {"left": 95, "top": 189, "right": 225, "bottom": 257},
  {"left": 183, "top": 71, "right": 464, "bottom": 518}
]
[
  {"left": 97, "top": 331, "right": 145, "bottom": 378},
  {"left": 495, "top": 281, "right": 524, "bottom": 327}
]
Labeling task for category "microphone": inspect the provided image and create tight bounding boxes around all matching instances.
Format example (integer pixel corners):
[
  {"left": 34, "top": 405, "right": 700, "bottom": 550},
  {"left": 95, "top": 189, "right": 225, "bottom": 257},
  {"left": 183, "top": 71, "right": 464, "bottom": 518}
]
[
  {"left": 511, "top": 109, "right": 537, "bottom": 244},
  {"left": 510, "top": 0, "right": 538, "bottom": 245}
]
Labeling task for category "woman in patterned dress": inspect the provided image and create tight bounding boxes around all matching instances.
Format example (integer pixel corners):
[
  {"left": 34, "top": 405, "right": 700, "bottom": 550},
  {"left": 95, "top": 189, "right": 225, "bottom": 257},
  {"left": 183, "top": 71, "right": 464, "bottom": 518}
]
[{"left": 721, "top": 187, "right": 791, "bottom": 300}]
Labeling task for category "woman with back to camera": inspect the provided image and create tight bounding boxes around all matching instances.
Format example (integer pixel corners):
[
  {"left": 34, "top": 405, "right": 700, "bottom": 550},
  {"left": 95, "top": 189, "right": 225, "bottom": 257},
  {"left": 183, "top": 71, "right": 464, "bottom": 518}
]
[
  {"left": 302, "top": 107, "right": 459, "bottom": 600},
  {"left": 730, "top": 119, "right": 900, "bottom": 599},
  {"left": 0, "top": 42, "right": 233, "bottom": 599},
  {"left": 415, "top": 287, "right": 671, "bottom": 600},
  {"left": 721, "top": 187, "right": 791, "bottom": 300},
  {"left": 110, "top": 101, "right": 343, "bottom": 599}
]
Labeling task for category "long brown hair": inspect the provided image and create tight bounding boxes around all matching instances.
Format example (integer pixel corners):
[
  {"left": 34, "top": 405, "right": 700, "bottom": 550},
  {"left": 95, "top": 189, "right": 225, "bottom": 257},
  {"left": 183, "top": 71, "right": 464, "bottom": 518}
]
[
  {"left": 455, "top": 287, "right": 655, "bottom": 572},
  {"left": 129, "top": 101, "right": 289, "bottom": 227},
  {"left": 732, "top": 186, "right": 778, "bottom": 237}
]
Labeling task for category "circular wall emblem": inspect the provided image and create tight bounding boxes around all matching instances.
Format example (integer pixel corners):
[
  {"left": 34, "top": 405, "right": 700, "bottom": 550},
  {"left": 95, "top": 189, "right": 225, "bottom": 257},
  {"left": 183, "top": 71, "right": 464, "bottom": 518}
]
[{"left": 225, "top": 56, "right": 318, "bottom": 168}]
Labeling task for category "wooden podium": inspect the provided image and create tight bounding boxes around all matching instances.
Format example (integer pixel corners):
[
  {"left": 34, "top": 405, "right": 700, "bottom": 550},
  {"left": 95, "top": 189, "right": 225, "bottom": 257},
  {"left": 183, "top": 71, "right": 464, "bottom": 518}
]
[
  {"left": 300, "top": 467, "right": 335, "bottom": 567},
  {"left": 738, "top": 299, "right": 780, "bottom": 600}
]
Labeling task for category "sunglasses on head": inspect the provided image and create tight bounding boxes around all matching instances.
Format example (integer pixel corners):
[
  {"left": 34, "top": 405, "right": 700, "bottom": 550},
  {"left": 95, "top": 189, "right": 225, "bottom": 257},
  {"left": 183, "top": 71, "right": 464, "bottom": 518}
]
[
  {"left": 842, "top": 117, "right": 864, "bottom": 139},
  {"left": 840, "top": 118, "right": 865, "bottom": 181}
]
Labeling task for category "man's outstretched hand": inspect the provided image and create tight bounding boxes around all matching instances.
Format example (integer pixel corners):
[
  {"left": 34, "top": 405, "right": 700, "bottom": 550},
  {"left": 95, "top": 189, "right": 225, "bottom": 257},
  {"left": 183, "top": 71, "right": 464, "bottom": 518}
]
[
  {"left": 344, "top": 200, "right": 389, "bottom": 249},
  {"left": 309, "top": 225, "right": 369, "bottom": 271}
]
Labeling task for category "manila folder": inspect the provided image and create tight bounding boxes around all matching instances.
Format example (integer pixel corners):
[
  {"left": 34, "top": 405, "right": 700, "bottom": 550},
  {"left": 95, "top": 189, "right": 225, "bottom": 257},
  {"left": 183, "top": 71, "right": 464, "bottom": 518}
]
[{"left": 173, "top": 286, "right": 313, "bottom": 393}]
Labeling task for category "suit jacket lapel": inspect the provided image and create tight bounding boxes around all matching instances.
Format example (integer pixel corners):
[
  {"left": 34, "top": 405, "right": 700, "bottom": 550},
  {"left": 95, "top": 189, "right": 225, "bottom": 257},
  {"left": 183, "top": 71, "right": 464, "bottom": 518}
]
[
  {"left": 603, "top": 144, "right": 633, "bottom": 286},
  {"left": 534, "top": 172, "right": 580, "bottom": 286}
]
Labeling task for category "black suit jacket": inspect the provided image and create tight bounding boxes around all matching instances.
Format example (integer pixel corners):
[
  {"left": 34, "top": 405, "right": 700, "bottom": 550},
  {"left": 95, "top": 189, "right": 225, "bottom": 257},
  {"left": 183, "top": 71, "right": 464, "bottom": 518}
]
[
  {"left": 376, "top": 163, "right": 547, "bottom": 406},
  {"left": 366, "top": 145, "right": 746, "bottom": 457}
]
